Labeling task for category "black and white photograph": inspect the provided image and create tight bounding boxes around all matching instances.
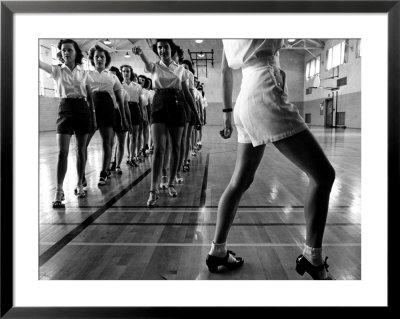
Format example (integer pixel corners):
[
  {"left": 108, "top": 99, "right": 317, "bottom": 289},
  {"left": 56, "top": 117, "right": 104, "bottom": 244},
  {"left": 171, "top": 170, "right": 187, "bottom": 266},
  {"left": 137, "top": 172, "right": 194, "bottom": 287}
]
[
  {"left": 2, "top": 2, "right": 395, "bottom": 316},
  {"left": 38, "top": 38, "right": 361, "bottom": 281}
]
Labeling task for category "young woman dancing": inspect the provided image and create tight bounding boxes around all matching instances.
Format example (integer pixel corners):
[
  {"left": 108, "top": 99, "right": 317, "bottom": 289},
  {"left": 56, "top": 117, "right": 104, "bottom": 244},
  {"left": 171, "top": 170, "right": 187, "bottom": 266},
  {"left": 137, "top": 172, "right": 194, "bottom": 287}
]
[
  {"left": 39, "top": 39, "right": 92, "bottom": 207},
  {"left": 132, "top": 39, "right": 200, "bottom": 206},
  {"left": 206, "top": 39, "right": 335, "bottom": 280}
]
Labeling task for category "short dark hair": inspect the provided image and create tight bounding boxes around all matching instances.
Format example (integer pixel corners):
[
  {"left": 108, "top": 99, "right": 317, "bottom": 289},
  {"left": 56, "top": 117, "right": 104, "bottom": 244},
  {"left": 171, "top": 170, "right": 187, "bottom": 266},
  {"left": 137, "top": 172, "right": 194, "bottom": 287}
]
[
  {"left": 176, "top": 46, "right": 184, "bottom": 63},
  {"left": 181, "top": 59, "right": 194, "bottom": 75},
  {"left": 146, "top": 77, "right": 152, "bottom": 90},
  {"left": 152, "top": 39, "right": 177, "bottom": 58},
  {"left": 57, "top": 39, "right": 84, "bottom": 65},
  {"left": 120, "top": 64, "right": 135, "bottom": 81},
  {"left": 88, "top": 45, "right": 111, "bottom": 68},
  {"left": 109, "top": 66, "right": 123, "bottom": 83}
]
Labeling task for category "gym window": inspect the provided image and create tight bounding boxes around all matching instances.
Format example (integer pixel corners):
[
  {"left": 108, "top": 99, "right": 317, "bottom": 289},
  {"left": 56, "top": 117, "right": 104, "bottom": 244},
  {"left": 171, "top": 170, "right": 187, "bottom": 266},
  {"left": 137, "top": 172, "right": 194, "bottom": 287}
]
[
  {"left": 326, "top": 41, "right": 346, "bottom": 70},
  {"left": 305, "top": 55, "right": 320, "bottom": 79}
]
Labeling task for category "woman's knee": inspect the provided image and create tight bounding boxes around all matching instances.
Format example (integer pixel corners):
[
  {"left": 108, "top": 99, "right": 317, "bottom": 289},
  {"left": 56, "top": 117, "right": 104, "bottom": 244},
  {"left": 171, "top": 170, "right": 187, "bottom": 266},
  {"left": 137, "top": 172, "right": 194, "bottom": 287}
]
[
  {"left": 311, "top": 163, "right": 335, "bottom": 190},
  {"left": 229, "top": 174, "right": 255, "bottom": 194}
]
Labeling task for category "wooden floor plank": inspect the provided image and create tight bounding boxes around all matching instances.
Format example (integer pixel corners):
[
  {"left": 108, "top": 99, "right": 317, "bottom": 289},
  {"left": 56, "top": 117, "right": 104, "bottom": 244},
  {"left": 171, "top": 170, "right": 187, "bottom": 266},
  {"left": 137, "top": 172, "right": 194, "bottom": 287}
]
[{"left": 39, "top": 126, "right": 361, "bottom": 280}]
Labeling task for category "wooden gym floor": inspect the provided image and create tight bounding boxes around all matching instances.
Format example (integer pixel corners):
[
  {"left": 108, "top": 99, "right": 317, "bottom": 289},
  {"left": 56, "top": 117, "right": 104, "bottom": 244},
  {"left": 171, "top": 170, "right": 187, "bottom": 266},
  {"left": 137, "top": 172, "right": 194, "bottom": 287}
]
[{"left": 39, "top": 125, "right": 361, "bottom": 280}]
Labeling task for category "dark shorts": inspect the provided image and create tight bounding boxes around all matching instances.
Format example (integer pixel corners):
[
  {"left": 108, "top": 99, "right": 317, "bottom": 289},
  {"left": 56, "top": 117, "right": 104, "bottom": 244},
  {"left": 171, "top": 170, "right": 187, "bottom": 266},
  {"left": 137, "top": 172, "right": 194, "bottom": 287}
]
[
  {"left": 128, "top": 101, "right": 141, "bottom": 125},
  {"left": 113, "top": 108, "right": 128, "bottom": 133},
  {"left": 56, "top": 98, "right": 91, "bottom": 135},
  {"left": 151, "top": 89, "right": 185, "bottom": 127},
  {"left": 93, "top": 91, "right": 115, "bottom": 128}
]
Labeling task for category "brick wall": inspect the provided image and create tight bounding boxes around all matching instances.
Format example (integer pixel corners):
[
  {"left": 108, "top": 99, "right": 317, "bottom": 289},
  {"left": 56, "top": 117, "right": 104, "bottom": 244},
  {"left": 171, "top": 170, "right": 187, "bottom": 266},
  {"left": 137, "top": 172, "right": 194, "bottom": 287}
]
[{"left": 39, "top": 95, "right": 60, "bottom": 131}]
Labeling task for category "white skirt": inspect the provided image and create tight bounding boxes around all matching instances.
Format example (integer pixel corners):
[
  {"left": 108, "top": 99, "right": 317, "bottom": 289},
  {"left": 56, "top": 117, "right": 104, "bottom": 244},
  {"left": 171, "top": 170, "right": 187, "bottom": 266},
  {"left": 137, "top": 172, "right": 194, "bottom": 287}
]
[{"left": 234, "top": 57, "right": 308, "bottom": 146}]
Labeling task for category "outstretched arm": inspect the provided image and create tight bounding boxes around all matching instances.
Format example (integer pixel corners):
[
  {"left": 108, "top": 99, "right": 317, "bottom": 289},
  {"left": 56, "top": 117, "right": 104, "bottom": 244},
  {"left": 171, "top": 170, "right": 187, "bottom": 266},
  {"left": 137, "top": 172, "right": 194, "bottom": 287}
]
[
  {"left": 39, "top": 60, "right": 52, "bottom": 74},
  {"left": 132, "top": 46, "right": 154, "bottom": 73}
]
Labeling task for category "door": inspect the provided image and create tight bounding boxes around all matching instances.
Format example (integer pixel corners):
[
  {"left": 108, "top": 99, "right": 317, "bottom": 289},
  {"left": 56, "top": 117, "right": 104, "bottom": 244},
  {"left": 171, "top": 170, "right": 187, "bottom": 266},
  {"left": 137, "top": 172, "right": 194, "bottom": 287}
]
[{"left": 325, "top": 98, "right": 333, "bottom": 127}]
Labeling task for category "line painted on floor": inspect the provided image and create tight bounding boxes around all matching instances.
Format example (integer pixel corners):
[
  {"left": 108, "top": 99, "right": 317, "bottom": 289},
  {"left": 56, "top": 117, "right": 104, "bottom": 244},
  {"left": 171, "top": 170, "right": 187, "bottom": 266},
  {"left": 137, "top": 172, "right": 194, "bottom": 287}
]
[
  {"left": 199, "top": 153, "right": 210, "bottom": 207},
  {"left": 40, "top": 242, "right": 361, "bottom": 247},
  {"left": 40, "top": 222, "right": 361, "bottom": 226},
  {"left": 39, "top": 168, "right": 151, "bottom": 267}
]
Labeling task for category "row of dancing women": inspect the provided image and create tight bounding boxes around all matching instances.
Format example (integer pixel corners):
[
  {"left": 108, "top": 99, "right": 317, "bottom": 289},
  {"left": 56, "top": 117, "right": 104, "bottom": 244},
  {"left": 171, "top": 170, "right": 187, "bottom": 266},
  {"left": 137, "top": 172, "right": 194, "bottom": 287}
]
[
  {"left": 40, "top": 38, "right": 336, "bottom": 279},
  {"left": 39, "top": 39, "right": 205, "bottom": 209}
]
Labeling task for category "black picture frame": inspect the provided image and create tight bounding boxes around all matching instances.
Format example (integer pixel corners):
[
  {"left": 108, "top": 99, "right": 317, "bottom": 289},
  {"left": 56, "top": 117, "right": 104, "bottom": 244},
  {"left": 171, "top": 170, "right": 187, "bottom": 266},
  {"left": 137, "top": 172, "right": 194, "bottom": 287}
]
[{"left": 1, "top": 1, "right": 397, "bottom": 318}]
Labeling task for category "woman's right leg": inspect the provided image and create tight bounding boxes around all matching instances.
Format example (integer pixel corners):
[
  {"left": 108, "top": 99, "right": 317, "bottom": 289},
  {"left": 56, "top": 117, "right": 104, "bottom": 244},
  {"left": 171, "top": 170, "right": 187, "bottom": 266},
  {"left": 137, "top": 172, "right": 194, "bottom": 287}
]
[
  {"left": 213, "top": 142, "right": 266, "bottom": 244},
  {"left": 160, "top": 134, "right": 170, "bottom": 189},
  {"left": 126, "top": 132, "right": 131, "bottom": 160},
  {"left": 206, "top": 142, "right": 265, "bottom": 272},
  {"left": 183, "top": 125, "right": 194, "bottom": 171},
  {"left": 129, "top": 125, "right": 139, "bottom": 166},
  {"left": 56, "top": 133, "right": 72, "bottom": 188},
  {"left": 150, "top": 123, "right": 168, "bottom": 191},
  {"left": 115, "top": 132, "right": 127, "bottom": 172},
  {"left": 53, "top": 133, "right": 72, "bottom": 205}
]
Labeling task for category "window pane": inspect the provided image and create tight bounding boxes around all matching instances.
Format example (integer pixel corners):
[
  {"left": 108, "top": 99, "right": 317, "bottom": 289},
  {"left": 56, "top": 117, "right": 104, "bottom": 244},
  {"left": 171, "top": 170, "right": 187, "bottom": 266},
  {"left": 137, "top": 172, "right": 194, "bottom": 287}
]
[
  {"left": 310, "top": 59, "right": 315, "bottom": 77},
  {"left": 316, "top": 56, "right": 320, "bottom": 74},
  {"left": 340, "top": 41, "right": 345, "bottom": 64},
  {"left": 306, "top": 62, "right": 310, "bottom": 78},
  {"left": 327, "top": 49, "right": 332, "bottom": 70},
  {"left": 332, "top": 43, "right": 341, "bottom": 67}
]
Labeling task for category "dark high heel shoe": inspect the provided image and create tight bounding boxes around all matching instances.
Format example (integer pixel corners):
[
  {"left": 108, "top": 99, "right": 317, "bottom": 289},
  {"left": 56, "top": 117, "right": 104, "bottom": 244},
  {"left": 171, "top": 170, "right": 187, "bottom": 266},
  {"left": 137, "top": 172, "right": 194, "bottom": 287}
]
[
  {"left": 206, "top": 250, "right": 244, "bottom": 273},
  {"left": 295, "top": 255, "right": 333, "bottom": 280}
]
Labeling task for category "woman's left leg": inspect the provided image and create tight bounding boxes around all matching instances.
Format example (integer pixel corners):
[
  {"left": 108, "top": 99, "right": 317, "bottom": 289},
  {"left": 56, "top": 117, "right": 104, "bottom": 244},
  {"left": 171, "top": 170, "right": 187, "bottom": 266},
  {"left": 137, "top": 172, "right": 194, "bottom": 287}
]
[
  {"left": 167, "top": 125, "right": 184, "bottom": 196},
  {"left": 115, "top": 132, "right": 127, "bottom": 172}
]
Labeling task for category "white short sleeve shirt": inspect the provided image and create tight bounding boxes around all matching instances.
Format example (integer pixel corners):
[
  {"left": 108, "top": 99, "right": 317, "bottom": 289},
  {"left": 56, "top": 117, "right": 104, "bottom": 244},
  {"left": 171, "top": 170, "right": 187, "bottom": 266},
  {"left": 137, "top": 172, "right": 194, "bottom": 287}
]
[
  {"left": 122, "top": 81, "right": 142, "bottom": 103},
  {"left": 87, "top": 69, "right": 122, "bottom": 107},
  {"left": 146, "top": 60, "right": 188, "bottom": 89},
  {"left": 222, "top": 39, "right": 283, "bottom": 69},
  {"left": 49, "top": 64, "right": 91, "bottom": 98}
]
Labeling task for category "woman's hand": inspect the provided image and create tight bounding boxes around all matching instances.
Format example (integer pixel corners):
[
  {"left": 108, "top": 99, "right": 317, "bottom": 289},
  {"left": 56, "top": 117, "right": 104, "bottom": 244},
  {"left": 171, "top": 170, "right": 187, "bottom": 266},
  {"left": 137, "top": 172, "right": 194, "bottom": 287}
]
[
  {"left": 132, "top": 46, "right": 142, "bottom": 55},
  {"left": 220, "top": 113, "right": 233, "bottom": 139}
]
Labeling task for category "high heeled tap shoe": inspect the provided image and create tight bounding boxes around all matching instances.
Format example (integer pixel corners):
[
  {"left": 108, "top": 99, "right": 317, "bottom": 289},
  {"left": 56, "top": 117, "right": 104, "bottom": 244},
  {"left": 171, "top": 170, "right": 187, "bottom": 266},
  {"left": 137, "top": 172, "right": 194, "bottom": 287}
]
[
  {"left": 295, "top": 255, "right": 334, "bottom": 280},
  {"left": 206, "top": 250, "right": 244, "bottom": 273}
]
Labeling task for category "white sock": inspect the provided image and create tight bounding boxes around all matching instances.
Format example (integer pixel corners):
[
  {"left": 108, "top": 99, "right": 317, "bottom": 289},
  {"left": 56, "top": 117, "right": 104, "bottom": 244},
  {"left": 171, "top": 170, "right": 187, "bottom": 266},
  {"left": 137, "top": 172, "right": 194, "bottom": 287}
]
[
  {"left": 303, "top": 244, "right": 328, "bottom": 279},
  {"left": 209, "top": 242, "right": 238, "bottom": 263}
]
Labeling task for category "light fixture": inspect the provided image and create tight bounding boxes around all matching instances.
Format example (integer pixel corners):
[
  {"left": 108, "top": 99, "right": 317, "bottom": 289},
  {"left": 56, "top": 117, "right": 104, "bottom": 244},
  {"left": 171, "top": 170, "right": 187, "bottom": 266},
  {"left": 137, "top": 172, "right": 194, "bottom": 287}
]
[
  {"left": 104, "top": 39, "right": 112, "bottom": 45},
  {"left": 288, "top": 39, "right": 296, "bottom": 43},
  {"left": 125, "top": 52, "right": 130, "bottom": 58},
  {"left": 195, "top": 40, "right": 203, "bottom": 44},
  {"left": 198, "top": 52, "right": 205, "bottom": 58}
]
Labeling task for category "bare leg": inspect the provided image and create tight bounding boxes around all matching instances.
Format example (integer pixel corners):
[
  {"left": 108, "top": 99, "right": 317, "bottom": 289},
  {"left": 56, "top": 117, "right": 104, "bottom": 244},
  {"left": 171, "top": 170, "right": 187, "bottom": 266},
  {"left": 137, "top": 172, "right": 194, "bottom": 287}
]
[
  {"left": 167, "top": 125, "right": 184, "bottom": 185},
  {"left": 161, "top": 133, "right": 171, "bottom": 178},
  {"left": 75, "top": 134, "right": 88, "bottom": 185},
  {"left": 126, "top": 132, "right": 131, "bottom": 159},
  {"left": 115, "top": 132, "right": 127, "bottom": 167},
  {"left": 98, "top": 126, "right": 115, "bottom": 173},
  {"left": 177, "top": 122, "right": 188, "bottom": 176},
  {"left": 213, "top": 142, "right": 266, "bottom": 244},
  {"left": 273, "top": 129, "right": 335, "bottom": 248},
  {"left": 150, "top": 123, "right": 168, "bottom": 190},
  {"left": 129, "top": 125, "right": 139, "bottom": 163},
  {"left": 56, "top": 133, "right": 72, "bottom": 187}
]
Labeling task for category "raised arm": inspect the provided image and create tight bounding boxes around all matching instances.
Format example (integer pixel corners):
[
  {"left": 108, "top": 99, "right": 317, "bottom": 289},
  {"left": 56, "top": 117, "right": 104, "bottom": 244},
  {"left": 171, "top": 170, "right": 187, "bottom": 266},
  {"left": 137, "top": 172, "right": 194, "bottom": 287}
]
[
  {"left": 132, "top": 46, "right": 154, "bottom": 73},
  {"left": 39, "top": 60, "right": 52, "bottom": 74},
  {"left": 220, "top": 51, "right": 233, "bottom": 139}
]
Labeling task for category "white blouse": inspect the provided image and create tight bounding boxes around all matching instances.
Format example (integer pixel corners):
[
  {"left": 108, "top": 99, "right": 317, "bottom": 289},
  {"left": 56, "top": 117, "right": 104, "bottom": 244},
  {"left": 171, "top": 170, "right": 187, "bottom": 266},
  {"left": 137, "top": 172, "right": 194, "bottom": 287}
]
[
  {"left": 146, "top": 60, "right": 188, "bottom": 89},
  {"left": 49, "top": 64, "right": 91, "bottom": 98},
  {"left": 122, "top": 81, "right": 142, "bottom": 103},
  {"left": 186, "top": 70, "right": 195, "bottom": 90},
  {"left": 87, "top": 69, "right": 122, "bottom": 108},
  {"left": 222, "top": 39, "right": 283, "bottom": 69}
]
